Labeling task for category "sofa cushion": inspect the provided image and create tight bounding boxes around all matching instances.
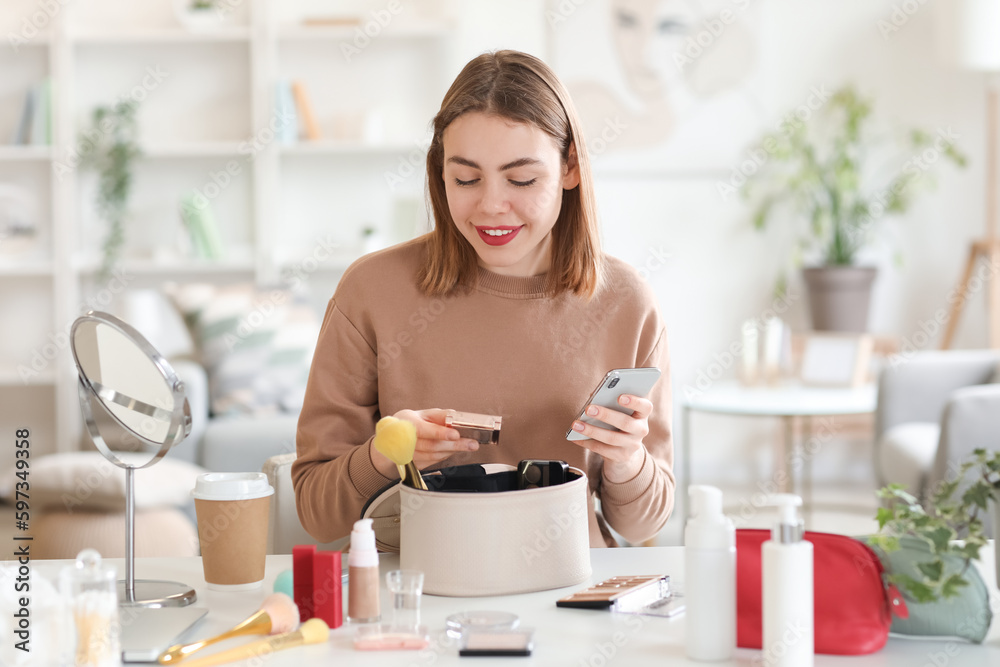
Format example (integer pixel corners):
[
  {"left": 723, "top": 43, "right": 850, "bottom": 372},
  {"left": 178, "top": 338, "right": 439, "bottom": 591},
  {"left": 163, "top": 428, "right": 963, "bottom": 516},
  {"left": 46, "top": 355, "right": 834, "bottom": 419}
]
[
  {"left": 166, "top": 283, "right": 320, "bottom": 417},
  {"left": 32, "top": 507, "right": 199, "bottom": 559},
  {"left": 200, "top": 413, "right": 299, "bottom": 473},
  {"left": 0, "top": 452, "right": 208, "bottom": 512},
  {"left": 875, "top": 422, "right": 940, "bottom": 496}
]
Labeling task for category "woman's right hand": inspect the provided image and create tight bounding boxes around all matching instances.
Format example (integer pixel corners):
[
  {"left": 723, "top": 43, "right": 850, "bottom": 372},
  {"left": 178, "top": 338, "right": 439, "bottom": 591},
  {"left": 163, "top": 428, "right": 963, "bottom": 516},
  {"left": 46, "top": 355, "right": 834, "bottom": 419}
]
[{"left": 370, "top": 408, "right": 480, "bottom": 477}]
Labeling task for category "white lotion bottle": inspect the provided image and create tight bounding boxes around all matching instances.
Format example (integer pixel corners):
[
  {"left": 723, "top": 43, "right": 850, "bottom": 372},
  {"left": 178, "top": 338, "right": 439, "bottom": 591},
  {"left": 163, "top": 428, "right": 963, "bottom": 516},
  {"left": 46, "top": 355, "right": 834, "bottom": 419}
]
[
  {"left": 684, "top": 485, "right": 736, "bottom": 661},
  {"left": 762, "top": 494, "right": 813, "bottom": 667}
]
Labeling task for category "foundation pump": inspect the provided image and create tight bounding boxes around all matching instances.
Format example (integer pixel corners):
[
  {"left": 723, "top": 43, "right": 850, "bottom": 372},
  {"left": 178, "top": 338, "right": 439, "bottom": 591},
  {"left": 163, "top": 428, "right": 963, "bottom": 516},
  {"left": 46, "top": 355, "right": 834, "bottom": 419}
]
[{"left": 348, "top": 518, "right": 381, "bottom": 623}]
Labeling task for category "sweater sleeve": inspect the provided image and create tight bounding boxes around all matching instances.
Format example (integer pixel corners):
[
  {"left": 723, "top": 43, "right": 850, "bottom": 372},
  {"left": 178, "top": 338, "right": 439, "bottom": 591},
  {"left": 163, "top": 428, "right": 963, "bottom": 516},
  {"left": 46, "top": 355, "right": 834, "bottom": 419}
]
[
  {"left": 291, "top": 299, "right": 392, "bottom": 543},
  {"left": 599, "top": 326, "right": 675, "bottom": 544}
]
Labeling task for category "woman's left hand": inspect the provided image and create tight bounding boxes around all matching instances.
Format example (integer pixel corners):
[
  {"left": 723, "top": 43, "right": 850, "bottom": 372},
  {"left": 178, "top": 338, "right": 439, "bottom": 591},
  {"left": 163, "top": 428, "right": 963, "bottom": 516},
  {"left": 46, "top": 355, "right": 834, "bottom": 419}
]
[{"left": 569, "top": 394, "right": 652, "bottom": 483}]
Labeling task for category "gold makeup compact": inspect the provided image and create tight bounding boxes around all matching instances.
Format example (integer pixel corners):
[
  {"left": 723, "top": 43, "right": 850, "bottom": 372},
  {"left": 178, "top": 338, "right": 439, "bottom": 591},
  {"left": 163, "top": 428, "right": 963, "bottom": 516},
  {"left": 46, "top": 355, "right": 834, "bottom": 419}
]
[{"left": 444, "top": 411, "right": 502, "bottom": 445}]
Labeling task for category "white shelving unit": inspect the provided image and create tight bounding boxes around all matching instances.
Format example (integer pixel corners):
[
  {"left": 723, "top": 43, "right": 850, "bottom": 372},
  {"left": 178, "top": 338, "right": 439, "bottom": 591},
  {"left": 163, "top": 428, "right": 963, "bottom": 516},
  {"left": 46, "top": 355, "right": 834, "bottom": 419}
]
[{"left": 0, "top": 0, "right": 455, "bottom": 455}]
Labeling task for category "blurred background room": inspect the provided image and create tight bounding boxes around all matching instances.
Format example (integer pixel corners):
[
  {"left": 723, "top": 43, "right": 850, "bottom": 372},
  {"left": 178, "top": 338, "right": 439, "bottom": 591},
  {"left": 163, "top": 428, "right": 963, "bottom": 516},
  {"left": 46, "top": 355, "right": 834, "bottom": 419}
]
[{"left": 1, "top": 0, "right": 998, "bottom": 552}]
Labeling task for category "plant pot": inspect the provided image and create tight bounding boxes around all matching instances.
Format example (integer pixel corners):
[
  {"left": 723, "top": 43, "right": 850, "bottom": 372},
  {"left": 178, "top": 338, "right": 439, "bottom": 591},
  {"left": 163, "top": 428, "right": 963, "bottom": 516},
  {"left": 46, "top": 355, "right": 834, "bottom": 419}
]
[
  {"left": 802, "top": 266, "right": 877, "bottom": 332},
  {"left": 994, "top": 502, "right": 1000, "bottom": 595},
  {"left": 173, "top": 1, "right": 231, "bottom": 31}
]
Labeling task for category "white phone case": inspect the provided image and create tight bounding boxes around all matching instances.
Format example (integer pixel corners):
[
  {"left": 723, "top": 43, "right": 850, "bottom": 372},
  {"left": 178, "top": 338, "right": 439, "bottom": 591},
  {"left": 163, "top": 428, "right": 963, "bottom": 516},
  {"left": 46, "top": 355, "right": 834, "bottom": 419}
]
[{"left": 565, "top": 367, "right": 662, "bottom": 441}]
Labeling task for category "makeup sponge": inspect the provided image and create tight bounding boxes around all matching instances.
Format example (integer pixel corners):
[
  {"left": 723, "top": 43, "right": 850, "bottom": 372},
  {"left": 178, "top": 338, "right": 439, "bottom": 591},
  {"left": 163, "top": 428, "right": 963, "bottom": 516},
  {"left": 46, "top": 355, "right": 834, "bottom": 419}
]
[
  {"left": 373, "top": 417, "right": 417, "bottom": 465},
  {"left": 273, "top": 569, "right": 294, "bottom": 598},
  {"left": 262, "top": 593, "right": 300, "bottom": 634}
]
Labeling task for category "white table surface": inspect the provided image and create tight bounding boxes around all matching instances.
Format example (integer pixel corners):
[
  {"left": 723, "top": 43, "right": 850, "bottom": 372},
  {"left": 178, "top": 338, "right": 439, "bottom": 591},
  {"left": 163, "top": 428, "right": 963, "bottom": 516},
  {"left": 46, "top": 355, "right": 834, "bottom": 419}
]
[
  {"left": 29, "top": 546, "right": 1000, "bottom": 666},
  {"left": 682, "top": 380, "right": 878, "bottom": 417}
]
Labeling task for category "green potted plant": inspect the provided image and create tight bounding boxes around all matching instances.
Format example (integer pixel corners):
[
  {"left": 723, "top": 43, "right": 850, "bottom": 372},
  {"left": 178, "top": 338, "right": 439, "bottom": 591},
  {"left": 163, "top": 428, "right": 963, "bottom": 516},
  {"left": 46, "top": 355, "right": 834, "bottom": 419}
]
[
  {"left": 869, "top": 448, "right": 1000, "bottom": 642},
  {"left": 81, "top": 101, "right": 141, "bottom": 278},
  {"left": 744, "top": 86, "right": 966, "bottom": 331}
]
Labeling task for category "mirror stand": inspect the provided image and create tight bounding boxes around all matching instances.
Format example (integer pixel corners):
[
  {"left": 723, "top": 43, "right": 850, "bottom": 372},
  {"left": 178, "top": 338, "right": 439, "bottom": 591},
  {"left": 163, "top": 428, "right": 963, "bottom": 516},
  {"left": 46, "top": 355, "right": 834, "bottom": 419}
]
[{"left": 72, "top": 313, "right": 198, "bottom": 608}]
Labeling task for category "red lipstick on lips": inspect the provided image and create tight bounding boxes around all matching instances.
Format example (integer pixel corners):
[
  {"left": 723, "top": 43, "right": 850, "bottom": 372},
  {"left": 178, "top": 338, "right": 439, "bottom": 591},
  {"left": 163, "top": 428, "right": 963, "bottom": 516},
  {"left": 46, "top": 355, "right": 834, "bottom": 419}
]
[{"left": 476, "top": 225, "right": 522, "bottom": 246}]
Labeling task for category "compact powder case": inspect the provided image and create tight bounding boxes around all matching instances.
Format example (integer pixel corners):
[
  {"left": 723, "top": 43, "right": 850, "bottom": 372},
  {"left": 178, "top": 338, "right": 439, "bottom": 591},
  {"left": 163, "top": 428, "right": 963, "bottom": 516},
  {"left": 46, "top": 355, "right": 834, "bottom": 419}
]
[
  {"left": 444, "top": 411, "right": 502, "bottom": 445},
  {"left": 445, "top": 610, "right": 519, "bottom": 639}
]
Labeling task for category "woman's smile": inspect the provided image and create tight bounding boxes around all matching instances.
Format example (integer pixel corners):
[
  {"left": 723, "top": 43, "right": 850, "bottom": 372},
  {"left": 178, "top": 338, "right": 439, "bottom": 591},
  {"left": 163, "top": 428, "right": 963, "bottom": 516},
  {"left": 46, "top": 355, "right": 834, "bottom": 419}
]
[{"left": 475, "top": 225, "right": 523, "bottom": 246}]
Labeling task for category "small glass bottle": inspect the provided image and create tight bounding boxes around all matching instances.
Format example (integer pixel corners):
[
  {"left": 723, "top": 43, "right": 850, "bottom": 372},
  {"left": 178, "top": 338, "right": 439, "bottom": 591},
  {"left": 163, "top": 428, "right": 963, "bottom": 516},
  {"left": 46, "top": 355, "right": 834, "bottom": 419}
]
[{"left": 60, "top": 549, "right": 121, "bottom": 667}]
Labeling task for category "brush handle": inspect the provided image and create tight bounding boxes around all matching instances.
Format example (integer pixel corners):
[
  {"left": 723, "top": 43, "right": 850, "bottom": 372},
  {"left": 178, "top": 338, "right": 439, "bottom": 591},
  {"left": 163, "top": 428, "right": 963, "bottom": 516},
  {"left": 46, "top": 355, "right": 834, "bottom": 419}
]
[
  {"left": 399, "top": 461, "right": 428, "bottom": 490},
  {"left": 176, "top": 631, "right": 306, "bottom": 667},
  {"left": 159, "top": 610, "right": 271, "bottom": 664}
]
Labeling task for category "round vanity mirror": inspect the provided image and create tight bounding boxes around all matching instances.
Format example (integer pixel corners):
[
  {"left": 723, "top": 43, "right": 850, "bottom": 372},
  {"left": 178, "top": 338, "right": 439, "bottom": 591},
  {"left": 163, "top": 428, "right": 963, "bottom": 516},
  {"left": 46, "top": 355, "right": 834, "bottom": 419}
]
[
  {"left": 72, "top": 316, "right": 189, "bottom": 465},
  {"left": 70, "top": 311, "right": 196, "bottom": 607}
]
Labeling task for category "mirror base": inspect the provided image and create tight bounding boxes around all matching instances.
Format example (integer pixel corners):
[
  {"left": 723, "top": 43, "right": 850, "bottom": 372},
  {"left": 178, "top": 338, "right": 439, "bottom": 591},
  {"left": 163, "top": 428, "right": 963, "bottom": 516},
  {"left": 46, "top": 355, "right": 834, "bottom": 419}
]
[{"left": 118, "top": 580, "right": 197, "bottom": 608}]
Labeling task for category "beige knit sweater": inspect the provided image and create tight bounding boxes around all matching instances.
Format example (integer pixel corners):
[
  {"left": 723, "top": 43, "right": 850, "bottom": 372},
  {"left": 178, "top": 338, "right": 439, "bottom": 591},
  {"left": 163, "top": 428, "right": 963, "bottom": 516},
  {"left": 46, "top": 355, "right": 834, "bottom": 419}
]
[{"left": 292, "top": 236, "right": 675, "bottom": 547}]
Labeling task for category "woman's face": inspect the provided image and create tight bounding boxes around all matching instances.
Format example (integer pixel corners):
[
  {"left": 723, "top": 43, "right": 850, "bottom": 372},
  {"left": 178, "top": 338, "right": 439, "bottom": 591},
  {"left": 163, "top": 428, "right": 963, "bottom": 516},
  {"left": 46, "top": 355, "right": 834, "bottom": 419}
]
[{"left": 442, "top": 112, "right": 579, "bottom": 277}]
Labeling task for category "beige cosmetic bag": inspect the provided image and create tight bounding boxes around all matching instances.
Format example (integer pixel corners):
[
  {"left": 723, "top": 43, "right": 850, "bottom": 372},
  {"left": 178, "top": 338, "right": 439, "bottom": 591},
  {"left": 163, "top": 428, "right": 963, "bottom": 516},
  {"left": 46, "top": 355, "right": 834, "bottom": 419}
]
[{"left": 362, "top": 463, "right": 592, "bottom": 596}]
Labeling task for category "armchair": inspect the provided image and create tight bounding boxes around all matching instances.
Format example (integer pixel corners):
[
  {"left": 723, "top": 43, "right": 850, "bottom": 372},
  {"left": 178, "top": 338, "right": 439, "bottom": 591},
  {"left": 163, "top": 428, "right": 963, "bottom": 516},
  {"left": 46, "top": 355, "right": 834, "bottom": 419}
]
[
  {"left": 171, "top": 360, "right": 299, "bottom": 473},
  {"left": 875, "top": 349, "right": 1000, "bottom": 504},
  {"left": 263, "top": 453, "right": 345, "bottom": 554}
]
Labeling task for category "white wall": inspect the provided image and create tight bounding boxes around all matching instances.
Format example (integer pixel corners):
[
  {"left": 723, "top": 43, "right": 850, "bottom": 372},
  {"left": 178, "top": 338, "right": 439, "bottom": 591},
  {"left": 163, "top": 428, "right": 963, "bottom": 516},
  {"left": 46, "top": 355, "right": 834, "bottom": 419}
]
[{"left": 528, "top": 0, "right": 988, "bottom": 540}]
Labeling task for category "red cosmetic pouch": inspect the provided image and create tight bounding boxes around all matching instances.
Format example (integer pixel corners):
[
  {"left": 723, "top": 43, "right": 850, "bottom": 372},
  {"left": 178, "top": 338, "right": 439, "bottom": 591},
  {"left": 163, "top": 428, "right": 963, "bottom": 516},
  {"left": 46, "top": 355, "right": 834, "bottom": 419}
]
[{"left": 736, "top": 529, "right": 906, "bottom": 655}]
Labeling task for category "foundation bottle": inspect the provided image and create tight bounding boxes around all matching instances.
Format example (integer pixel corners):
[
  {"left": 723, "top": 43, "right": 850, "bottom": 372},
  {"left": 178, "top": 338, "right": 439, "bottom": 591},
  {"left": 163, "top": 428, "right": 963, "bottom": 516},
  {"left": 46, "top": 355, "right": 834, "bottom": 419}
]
[{"left": 348, "top": 518, "right": 381, "bottom": 623}]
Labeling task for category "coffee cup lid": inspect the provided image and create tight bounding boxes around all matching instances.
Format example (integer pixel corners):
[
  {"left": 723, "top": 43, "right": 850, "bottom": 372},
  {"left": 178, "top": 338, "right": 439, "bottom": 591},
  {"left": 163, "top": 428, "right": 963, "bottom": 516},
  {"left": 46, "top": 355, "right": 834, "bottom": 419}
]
[{"left": 192, "top": 472, "right": 274, "bottom": 501}]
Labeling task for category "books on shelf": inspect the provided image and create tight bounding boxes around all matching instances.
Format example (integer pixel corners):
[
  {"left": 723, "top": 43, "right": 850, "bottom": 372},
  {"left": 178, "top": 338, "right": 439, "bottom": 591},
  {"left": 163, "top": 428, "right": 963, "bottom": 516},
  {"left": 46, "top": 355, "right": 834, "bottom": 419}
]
[
  {"left": 9, "top": 79, "right": 51, "bottom": 146},
  {"left": 179, "top": 193, "right": 226, "bottom": 260},
  {"left": 291, "top": 80, "right": 322, "bottom": 141},
  {"left": 274, "top": 80, "right": 299, "bottom": 145}
]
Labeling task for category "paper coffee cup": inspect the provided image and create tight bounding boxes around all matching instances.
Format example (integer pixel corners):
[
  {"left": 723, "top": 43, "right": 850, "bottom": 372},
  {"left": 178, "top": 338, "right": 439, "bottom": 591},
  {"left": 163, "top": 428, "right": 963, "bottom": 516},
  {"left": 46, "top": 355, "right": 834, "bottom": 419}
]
[{"left": 193, "top": 472, "right": 274, "bottom": 591}]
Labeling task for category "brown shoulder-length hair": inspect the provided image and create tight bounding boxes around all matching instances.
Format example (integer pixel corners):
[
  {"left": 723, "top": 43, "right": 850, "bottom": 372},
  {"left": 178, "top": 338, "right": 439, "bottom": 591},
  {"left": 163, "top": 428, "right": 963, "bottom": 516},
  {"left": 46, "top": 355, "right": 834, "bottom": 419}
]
[{"left": 419, "top": 50, "right": 602, "bottom": 298}]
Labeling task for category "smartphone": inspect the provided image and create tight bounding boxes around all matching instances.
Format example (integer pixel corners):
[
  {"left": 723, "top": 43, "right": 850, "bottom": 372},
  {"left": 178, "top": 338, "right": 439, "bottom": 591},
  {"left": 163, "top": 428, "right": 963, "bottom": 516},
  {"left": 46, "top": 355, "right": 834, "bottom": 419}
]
[{"left": 566, "top": 367, "right": 662, "bottom": 441}]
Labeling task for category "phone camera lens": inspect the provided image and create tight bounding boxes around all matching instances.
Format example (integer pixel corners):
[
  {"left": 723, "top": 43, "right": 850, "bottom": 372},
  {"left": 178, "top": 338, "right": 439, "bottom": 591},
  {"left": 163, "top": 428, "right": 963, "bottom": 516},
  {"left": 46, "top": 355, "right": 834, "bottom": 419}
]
[{"left": 608, "top": 377, "right": 620, "bottom": 389}]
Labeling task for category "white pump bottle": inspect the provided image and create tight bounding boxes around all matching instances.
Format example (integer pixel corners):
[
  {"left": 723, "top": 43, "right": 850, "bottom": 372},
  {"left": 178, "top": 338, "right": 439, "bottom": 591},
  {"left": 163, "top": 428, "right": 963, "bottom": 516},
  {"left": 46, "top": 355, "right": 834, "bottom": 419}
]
[
  {"left": 762, "top": 494, "right": 813, "bottom": 667},
  {"left": 684, "top": 485, "right": 736, "bottom": 661}
]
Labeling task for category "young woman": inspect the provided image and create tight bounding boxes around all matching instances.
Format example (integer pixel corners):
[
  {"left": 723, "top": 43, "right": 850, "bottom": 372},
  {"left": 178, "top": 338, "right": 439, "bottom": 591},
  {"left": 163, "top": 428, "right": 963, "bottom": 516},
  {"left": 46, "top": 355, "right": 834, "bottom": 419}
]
[{"left": 293, "top": 50, "right": 674, "bottom": 548}]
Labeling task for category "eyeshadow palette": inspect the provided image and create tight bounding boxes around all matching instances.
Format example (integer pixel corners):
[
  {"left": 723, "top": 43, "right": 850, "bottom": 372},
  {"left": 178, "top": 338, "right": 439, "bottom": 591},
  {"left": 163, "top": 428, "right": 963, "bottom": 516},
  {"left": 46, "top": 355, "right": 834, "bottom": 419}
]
[{"left": 556, "top": 575, "right": 671, "bottom": 613}]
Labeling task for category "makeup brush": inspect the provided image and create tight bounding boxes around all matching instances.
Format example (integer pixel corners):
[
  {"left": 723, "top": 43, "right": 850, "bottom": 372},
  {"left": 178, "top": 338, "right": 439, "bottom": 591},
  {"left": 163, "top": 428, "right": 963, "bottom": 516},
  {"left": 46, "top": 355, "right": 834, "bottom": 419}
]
[
  {"left": 172, "top": 618, "right": 329, "bottom": 667},
  {"left": 373, "top": 416, "right": 428, "bottom": 490},
  {"left": 158, "top": 593, "right": 299, "bottom": 664}
]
